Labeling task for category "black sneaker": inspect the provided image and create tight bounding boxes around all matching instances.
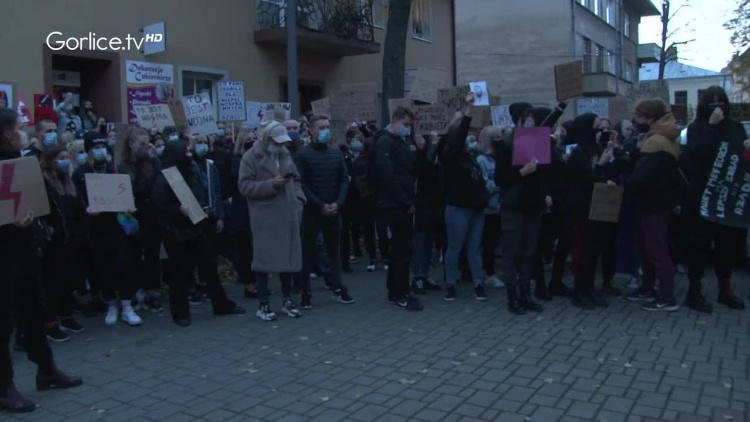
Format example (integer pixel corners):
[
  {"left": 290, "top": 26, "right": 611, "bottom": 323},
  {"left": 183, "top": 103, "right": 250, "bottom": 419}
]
[
  {"left": 444, "top": 285, "right": 457, "bottom": 302},
  {"left": 424, "top": 278, "right": 442, "bottom": 291},
  {"left": 685, "top": 293, "right": 712, "bottom": 313},
  {"left": 587, "top": 291, "right": 609, "bottom": 308},
  {"left": 395, "top": 295, "right": 424, "bottom": 311},
  {"left": 46, "top": 325, "right": 70, "bottom": 343},
  {"left": 59, "top": 317, "right": 85, "bottom": 333},
  {"left": 572, "top": 293, "right": 595, "bottom": 310},
  {"left": 300, "top": 291, "right": 312, "bottom": 309},
  {"left": 387, "top": 292, "right": 397, "bottom": 304},
  {"left": 474, "top": 284, "right": 488, "bottom": 301},
  {"left": 281, "top": 299, "right": 302, "bottom": 318},
  {"left": 188, "top": 291, "right": 204, "bottom": 305},
  {"left": 627, "top": 289, "right": 657, "bottom": 302},
  {"left": 601, "top": 282, "right": 620, "bottom": 297},
  {"left": 332, "top": 287, "right": 355, "bottom": 304},
  {"left": 412, "top": 278, "right": 426, "bottom": 295},
  {"left": 642, "top": 298, "right": 679, "bottom": 312}
]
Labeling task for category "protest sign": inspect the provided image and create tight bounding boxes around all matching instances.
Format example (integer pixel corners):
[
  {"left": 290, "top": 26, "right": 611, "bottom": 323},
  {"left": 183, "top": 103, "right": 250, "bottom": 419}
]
[
  {"left": 330, "top": 90, "right": 377, "bottom": 122},
  {"left": 512, "top": 127, "right": 552, "bottom": 166},
  {"left": 217, "top": 81, "right": 246, "bottom": 121},
  {"left": 413, "top": 104, "right": 451, "bottom": 135},
  {"left": 628, "top": 80, "right": 670, "bottom": 112},
  {"left": 132, "top": 104, "right": 175, "bottom": 130},
  {"left": 0, "top": 81, "right": 15, "bottom": 110},
  {"left": 608, "top": 96, "right": 629, "bottom": 125},
  {"left": 404, "top": 69, "right": 418, "bottom": 92},
  {"left": 589, "top": 183, "right": 624, "bottom": 223},
  {"left": 576, "top": 98, "right": 609, "bottom": 118},
  {"left": 341, "top": 82, "right": 378, "bottom": 93},
  {"left": 182, "top": 93, "right": 217, "bottom": 135},
  {"left": 0, "top": 156, "right": 49, "bottom": 226},
  {"left": 126, "top": 60, "right": 174, "bottom": 125},
  {"left": 388, "top": 98, "right": 413, "bottom": 120},
  {"left": 554, "top": 61, "right": 584, "bottom": 101},
  {"left": 469, "top": 81, "right": 490, "bottom": 106},
  {"left": 245, "top": 101, "right": 264, "bottom": 128},
  {"left": 260, "top": 103, "right": 292, "bottom": 123},
  {"left": 166, "top": 97, "right": 187, "bottom": 131},
  {"left": 700, "top": 140, "right": 750, "bottom": 228},
  {"left": 84, "top": 173, "right": 135, "bottom": 213},
  {"left": 162, "top": 167, "right": 207, "bottom": 224},
  {"left": 311, "top": 97, "right": 331, "bottom": 117},
  {"left": 16, "top": 94, "right": 31, "bottom": 126},
  {"left": 408, "top": 67, "right": 450, "bottom": 104},
  {"left": 491, "top": 105, "right": 514, "bottom": 128},
  {"left": 437, "top": 85, "right": 472, "bottom": 113}
]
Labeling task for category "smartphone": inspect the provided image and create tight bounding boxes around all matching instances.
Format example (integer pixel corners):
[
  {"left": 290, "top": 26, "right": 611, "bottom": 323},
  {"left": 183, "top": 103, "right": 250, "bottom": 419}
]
[{"left": 284, "top": 172, "right": 295, "bottom": 179}]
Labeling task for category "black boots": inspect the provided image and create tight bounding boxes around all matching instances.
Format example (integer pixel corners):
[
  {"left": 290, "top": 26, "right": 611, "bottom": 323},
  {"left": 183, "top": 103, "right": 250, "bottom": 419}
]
[
  {"left": 506, "top": 287, "right": 526, "bottom": 315},
  {"left": 534, "top": 280, "right": 553, "bottom": 301},
  {"left": 0, "top": 383, "right": 35, "bottom": 413},
  {"left": 35, "top": 366, "right": 83, "bottom": 391},
  {"left": 519, "top": 285, "right": 543, "bottom": 312}
]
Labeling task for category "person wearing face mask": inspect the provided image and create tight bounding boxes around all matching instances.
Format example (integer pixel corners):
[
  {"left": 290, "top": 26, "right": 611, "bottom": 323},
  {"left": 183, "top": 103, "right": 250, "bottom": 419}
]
[
  {"left": 680, "top": 86, "right": 748, "bottom": 312},
  {"left": 295, "top": 116, "right": 355, "bottom": 308},
  {"left": 338, "top": 129, "right": 362, "bottom": 273},
  {"left": 476, "top": 126, "right": 505, "bottom": 290},
  {"left": 412, "top": 132, "right": 443, "bottom": 293},
  {"left": 214, "top": 122, "right": 231, "bottom": 150},
  {"left": 151, "top": 140, "right": 246, "bottom": 326},
  {"left": 238, "top": 122, "right": 307, "bottom": 321},
  {"left": 79, "top": 100, "right": 98, "bottom": 131},
  {"left": 153, "top": 137, "right": 166, "bottom": 159},
  {"left": 119, "top": 127, "right": 164, "bottom": 312},
  {"left": 65, "top": 139, "right": 87, "bottom": 169},
  {"left": 230, "top": 130, "right": 259, "bottom": 298},
  {"left": 350, "top": 136, "right": 380, "bottom": 273},
  {"left": 39, "top": 147, "right": 88, "bottom": 342},
  {"left": 55, "top": 93, "right": 82, "bottom": 137},
  {"left": 0, "top": 109, "right": 83, "bottom": 414},
  {"left": 24, "top": 119, "right": 59, "bottom": 160},
  {"left": 299, "top": 129, "right": 312, "bottom": 146},
  {"left": 466, "top": 134, "right": 480, "bottom": 155},
  {"left": 205, "top": 130, "right": 235, "bottom": 256},
  {"left": 73, "top": 132, "right": 143, "bottom": 327}
]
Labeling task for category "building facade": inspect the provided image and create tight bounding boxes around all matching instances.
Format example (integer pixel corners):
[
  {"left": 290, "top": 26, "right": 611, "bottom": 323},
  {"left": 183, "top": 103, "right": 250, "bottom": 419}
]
[
  {"left": 454, "top": 0, "right": 660, "bottom": 108},
  {"left": 0, "top": 0, "right": 454, "bottom": 125}
]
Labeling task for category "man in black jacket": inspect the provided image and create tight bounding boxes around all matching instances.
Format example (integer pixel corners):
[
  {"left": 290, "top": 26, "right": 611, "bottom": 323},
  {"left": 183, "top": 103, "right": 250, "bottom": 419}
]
[
  {"left": 374, "top": 107, "right": 423, "bottom": 311},
  {"left": 296, "top": 116, "right": 355, "bottom": 308}
]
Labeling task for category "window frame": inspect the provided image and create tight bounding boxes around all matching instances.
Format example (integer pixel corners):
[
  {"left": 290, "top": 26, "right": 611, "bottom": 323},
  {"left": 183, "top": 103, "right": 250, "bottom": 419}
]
[
  {"left": 411, "top": 0, "right": 432, "bottom": 43},
  {"left": 177, "top": 65, "right": 229, "bottom": 120}
]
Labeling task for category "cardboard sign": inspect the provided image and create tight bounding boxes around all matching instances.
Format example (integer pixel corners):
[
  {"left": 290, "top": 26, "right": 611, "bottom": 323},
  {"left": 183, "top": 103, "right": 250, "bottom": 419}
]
[
  {"left": 491, "top": 105, "right": 514, "bottom": 128},
  {"left": 555, "top": 61, "right": 584, "bottom": 101},
  {"left": 700, "top": 140, "right": 750, "bottom": 228},
  {"left": 182, "top": 93, "right": 217, "bottom": 136},
  {"left": 577, "top": 98, "right": 609, "bottom": 118},
  {"left": 16, "top": 94, "right": 32, "bottom": 126},
  {"left": 260, "top": 103, "right": 292, "bottom": 123},
  {"left": 413, "top": 104, "right": 451, "bottom": 135},
  {"left": 84, "top": 173, "right": 135, "bottom": 213},
  {"left": 217, "top": 81, "right": 246, "bottom": 122},
  {"left": 404, "top": 69, "right": 418, "bottom": 92},
  {"left": 608, "top": 96, "right": 629, "bottom": 125},
  {"left": 469, "top": 81, "right": 490, "bottom": 106},
  {"left": 133, "top": 104, "right": 175, "bottom": 130},
  {"left": 589, "top": 183, "right": 624, "bottom": 223},
  {"left": 245, "top": 101, "right": 264, "bottom": 128},
  {"left": 387, "top": 98, "right": 413, "bottom": 120},
  {"left": 408, "top": 67, "right": 450, "bottom": 104},
  {"left": 330, "top": 90, "right": 377, "bottom": 122},
  {"left": 311, "top": 97, "right": 331, "bottom": 117},
  {"left": 341, "top": 82, "right": 378, "bottom": 93},
  {"left": 512, "top": 127, "right": 552, "bottom": 166},
  {"left": 628, "top": 80, "right": 670, "bottom": 112},
  {"left": 162, "top": 166, "right": 207, "bottom": 224},
  {"left": 166, "top": 97, "right": 187, "bottom": 131},
  {"left": 0, "top": 156, "right": 50, "bottom": 226},
  {"left": 437, "top": 85, "right": 472, "bottom": 113}
]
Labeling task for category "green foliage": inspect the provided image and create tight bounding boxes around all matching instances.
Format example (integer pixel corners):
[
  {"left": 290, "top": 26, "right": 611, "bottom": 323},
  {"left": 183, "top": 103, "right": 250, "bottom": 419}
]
[
  {"left": 725, "top": 0, "right": 750, "bottom": 50},
  {"left": 323, "top": 1, "right": 369, "bottom": 39}
]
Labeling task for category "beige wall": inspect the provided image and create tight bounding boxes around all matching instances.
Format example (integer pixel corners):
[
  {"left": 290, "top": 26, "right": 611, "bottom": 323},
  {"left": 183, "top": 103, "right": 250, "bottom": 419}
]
[
  {"left": 0, "top": 0, "right": 454, "bottom": 122},
  {"left": 664, "top": 75, "right": 734, "bottom": 120}
]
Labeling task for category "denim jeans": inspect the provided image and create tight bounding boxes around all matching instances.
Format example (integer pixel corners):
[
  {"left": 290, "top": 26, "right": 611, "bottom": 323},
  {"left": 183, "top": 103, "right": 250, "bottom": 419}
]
[
  {"left": 411, "top": 232, "right": 433, "bottom": 279},
  {"left": 444, "top": 205, "right": 485, "bottom": 286}
]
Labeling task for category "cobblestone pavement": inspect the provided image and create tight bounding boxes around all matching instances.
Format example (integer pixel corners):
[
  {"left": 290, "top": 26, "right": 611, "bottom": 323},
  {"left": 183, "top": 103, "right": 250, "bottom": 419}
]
[{"left": 6, "top": 263, "right": 750, "bottom": 422}]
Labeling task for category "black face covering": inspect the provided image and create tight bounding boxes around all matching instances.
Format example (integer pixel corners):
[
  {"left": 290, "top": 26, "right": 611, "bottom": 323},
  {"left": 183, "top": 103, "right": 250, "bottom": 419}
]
[{"left": 635, "top": 122, "right": 650, "bottom": 134}]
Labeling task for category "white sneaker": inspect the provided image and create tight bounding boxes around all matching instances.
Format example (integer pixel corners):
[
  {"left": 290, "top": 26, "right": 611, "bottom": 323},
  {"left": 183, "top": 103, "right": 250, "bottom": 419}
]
[
  {"left": 256, "top": 303, "right": 277, "bottom": 321},
  {"left": 104, "top": 305, "right": 119, "bottom": 325},
  {"left": 310, "top": 273, "right": 318, "bottom": 280},
  {"left": 485, "top": 275, "right": 505, "bottom": 288},
  {"left": 121, "top": 305, "right": 143, "bottom": 326},
  {"left": 348, "top": 255, "right": 357, "bottom": 264},
  {"left": 134, "top": 289, "right": 147, "bottom": 311},
  {"left": 366, "top": 263, "right": 376, "bottom": 272},
  {"left": 281, "top": 299, "right": 302, "bottom": 318},
  {"left": 383, "top": 263, "right": 390, "bottom": 272}
]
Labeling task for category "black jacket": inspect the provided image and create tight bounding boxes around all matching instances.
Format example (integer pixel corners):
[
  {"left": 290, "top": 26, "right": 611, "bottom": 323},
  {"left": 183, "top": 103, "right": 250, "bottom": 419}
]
[
  {"left": 495, "top": 130, "right": 547, "bottom": 216},
  {"left": 207, "top": 148, "right": 234, "bottom": 200},
  {"left": 352, "top": 151, "right": 375, "bottom": 201},
  {"left": 42, "top": 177, "right": 87, "bottom": 245},
  {"left": 295, "top": 142, "right": 349, "bottom": 215},
  {"left": 373, "top": 129, "right": 415, "bottom": 210},
  {"left": 118, "top": 158, "right": 162, "bottom": 226},
  {"left": 440, "top": 116, "right": 489, "bottom": 211},
  {"left": 414, "top": 143, "right": 441, "bottom": 209}
]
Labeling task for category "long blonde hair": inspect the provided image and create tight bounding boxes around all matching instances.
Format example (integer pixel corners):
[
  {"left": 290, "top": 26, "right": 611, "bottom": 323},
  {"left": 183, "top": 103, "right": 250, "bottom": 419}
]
[
  {"left": 234, "top": 129, "right": 257, "bottom": 156},
  {"left": 478, "top": 126, "right": 502, "bottom": 154},
  {"left": 41, "top": 147, "right": 76, "bottom": 196}
]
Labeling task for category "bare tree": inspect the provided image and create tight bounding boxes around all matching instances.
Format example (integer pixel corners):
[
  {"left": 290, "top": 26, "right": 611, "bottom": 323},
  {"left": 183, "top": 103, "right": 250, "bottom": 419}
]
[
  {"left": 725, "top": 1, "right": 750, "bottom": 100},
  {"left": 658, "top": 0, "right": 695, "bottom": 80},
  {"left": 380, "top": 0, "right": 412, "bottom": 124}
]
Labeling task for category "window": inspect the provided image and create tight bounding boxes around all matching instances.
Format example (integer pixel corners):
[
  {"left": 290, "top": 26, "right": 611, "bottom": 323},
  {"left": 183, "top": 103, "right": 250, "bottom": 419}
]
[
  {"left": 412, "top": 0, "right": 431, "bottom": 42},
  {"left": 606, "top": 0, "right": 616, "bottom": 25},
  {"left": 181, "top": 69, "right": 227, "bottom": 118},
  {"left": 675, "top": 91, "right": 688, "bottom": 107},
  {"left": 624, "top": 12, "right": 631, "bottom": 38},
  {"left": 583, "top": 37, "right": 593, "bottom": 73},
  {"left": 593, "top": 0, "right": 600, "bottom": 15},
  {"left": 625, "top": 61, "right": 634, "bottom": 82},
  {"left": 607, "top": 50, "right": 616, "bottom": 75},
  {"left": 596, "top": 45, "right": 605, "bottom": 72},
  {"left": 371, "top": 0, "right": 388, "bottom": 29}
]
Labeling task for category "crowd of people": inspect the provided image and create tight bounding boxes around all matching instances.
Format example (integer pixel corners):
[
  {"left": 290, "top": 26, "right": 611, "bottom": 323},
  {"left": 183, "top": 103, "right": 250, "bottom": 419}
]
[{"left": 2, "top": 84, "right": 749, "bottom": 413}]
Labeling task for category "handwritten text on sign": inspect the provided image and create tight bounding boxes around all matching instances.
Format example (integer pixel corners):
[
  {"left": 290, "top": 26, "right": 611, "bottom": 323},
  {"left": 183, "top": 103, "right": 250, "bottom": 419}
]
[
  {"left": 84, "top": 173, "right": 135, "bottom": 213},
  {"left": 217, "top": 81, "right": 246, "bottom": 121},
  {"left": 413, "top": 104, "right": 451, "bottom": 135},
  {"left": 182, "top": 94, "right": 217, "bottom": 136},
  {"left": 700, "top": 141, "right": 750, "bottom": 228},
  {"left": 589, "top": 183, "right": 624, "bottom": 223},
  {"left": 132, "top": 104, "right": 175, "bottom": 130}
]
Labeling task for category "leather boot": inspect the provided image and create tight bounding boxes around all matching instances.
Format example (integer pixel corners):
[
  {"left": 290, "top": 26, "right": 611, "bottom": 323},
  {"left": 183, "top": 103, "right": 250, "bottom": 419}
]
[
  {"left": 0, "top": 382, "right": 36, "bottom": 413},
  {"left": 534, "top": 279, "right": 553, "bottom": 301},
  {"left": 506, "top": 286, "right": 526, "bottom": 315},
  {"left": 36, "top": 366, "right": 83, "bottom": 391},
  {"left": 549, "top": 282, "right": 573, "bottom": 297},
  {"left": 718, "top": 278, "right": 746, "bottom": 310},
  {"left": 519, "top": 284, "right": 543, "bottom": 312}
]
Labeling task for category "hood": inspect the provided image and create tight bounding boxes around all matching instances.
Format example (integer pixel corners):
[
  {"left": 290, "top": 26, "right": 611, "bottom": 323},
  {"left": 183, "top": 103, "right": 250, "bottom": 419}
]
[
  {"left": 509, "top": 102, "right": 533, "bottom": 125},
  {"left": 570, "top": 113, "right": 598, "bottom": 148},
  {"left": 640, "top": 113, "right": 681, "bottom": 159},
  {"left": 161, "top": 140, "right": 191, "bottom": 168}
]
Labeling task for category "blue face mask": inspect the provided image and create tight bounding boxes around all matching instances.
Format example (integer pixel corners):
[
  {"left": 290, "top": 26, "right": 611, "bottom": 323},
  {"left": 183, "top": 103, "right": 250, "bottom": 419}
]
[
  {"left": 92, "top": 148, "right": 108, "bottom": 162},
  {"left": 217, "top": 129, "right": 226, "bottom": 137},
  {"left": 397, "top": 126, "right": 411, "bottom": 138},
  {"left": 195, "top": 143, "right": 209, "bottom": 157},
  {"left": 523, "top": 121, "right": 535, "bottom": 128},
  {"left": 288, "top": 131, "right": 300, "bottom": 142},
  {"left": 55, "top": 159, "right": 70, "bottom": 173},
  {"left": 169, "top": 134, "right": 179, "bottom": 142},
  {"left": 468, "top": 141, "right": 479, "bottom": 151},
  {"left": 43, "top": 132, "right": 58, "bottom": 147},
  {"left": 155, "top": 146, "right": 165, "bottom": 157},
  {"left": 107, "top": 138, "right": 117, "bottom": 148},
  {"left": 317, "top": 129, "right": 331, "bottom": 144},
  {"left": 350, "top": 140, "right": 363, "bottom": 152},
  {"left": 301, "top": 137, "right": 311, "bottom": 144},
  {"left": 75, "top": 152, "right": 88, "bottom": 166}
]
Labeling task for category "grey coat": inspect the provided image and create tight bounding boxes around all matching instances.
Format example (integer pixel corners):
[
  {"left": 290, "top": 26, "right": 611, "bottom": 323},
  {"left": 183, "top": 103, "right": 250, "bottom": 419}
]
[{"left": 238, "top": 142, "right": 306, "bottom": 273}]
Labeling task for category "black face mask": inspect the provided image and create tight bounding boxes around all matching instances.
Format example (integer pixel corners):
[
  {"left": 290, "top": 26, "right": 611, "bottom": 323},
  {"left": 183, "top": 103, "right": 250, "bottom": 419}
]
[{"left": 635, "top": 122, "right": 650, "bottom": 134}]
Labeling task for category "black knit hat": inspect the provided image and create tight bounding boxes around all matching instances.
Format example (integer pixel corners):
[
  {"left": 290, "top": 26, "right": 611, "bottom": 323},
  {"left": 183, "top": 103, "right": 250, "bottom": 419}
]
[{"left": 83, "top": 131, "right": 107, "bottom": 152}]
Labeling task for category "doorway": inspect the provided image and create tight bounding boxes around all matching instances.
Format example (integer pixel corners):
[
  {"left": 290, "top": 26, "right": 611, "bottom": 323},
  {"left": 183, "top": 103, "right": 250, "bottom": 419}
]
[{"left": 280, "top": 77, "right": 325, "bottom": 118}]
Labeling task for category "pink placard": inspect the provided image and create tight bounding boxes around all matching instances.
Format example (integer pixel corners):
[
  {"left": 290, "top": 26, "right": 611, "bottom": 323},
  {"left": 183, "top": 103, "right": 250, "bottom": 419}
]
[{"left": 512, "top": 127, "right": 551, "bottom": 166}]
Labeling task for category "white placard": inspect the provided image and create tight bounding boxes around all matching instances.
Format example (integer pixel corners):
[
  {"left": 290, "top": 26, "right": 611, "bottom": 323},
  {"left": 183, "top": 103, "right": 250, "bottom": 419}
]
[
  {"left": 182, "top": 93, "right": 217, "bottom": 136},
  {"left": 470, "top": 81, "right": 490, "bottom": 106},
  {"left": 245, "top": 101, "right": 264, "bottom": 129},
  {"left": 577, "top": 98, "right": 609, "bottom": 118},
  {"left": 491, "top": 105, "right": 514, "bottom": 127},
  {"left": 217, "top": 81, "right": 246, "bottom": 121}
]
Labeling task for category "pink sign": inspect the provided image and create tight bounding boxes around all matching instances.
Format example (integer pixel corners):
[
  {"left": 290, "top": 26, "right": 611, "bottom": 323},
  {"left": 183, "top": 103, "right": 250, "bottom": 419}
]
[{"left": 512, "top": 127, "right": 551, "bottom": 166}]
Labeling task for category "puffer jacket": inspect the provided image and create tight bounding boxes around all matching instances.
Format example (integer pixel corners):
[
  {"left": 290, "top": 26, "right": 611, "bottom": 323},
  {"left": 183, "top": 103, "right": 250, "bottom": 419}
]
[
  {"left": 295, "top": 142, "right": 349, "bottom": 215},
  {"left": 373, "top": 129, "right": 415, "bottom": 210}
]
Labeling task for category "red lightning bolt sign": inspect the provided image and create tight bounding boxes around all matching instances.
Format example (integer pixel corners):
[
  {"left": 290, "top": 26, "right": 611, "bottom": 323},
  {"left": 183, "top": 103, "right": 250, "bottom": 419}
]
[
  {"left": 117, "top": 183, "right": 127, "bottom": 195},
  {"left": 0, "top": 163, "right": 22, "bottom": 217}
]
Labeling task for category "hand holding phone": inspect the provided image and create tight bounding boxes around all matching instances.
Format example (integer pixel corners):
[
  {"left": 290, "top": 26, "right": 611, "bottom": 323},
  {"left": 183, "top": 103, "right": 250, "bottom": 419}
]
[{"left": 284, "top": 172, "right": 295, "bottom": 180}]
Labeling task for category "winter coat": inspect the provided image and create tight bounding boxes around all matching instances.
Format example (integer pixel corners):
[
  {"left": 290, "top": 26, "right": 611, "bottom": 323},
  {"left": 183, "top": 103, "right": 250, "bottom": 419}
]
[
  {"left": 495, "top": 130, "right": 547, "bottom": 216},
  {"left": 229, "top": 154, "right": 250, "bottom": 233},
  {"left": 628, "top": 113, "right": 685, "bottom": 216},
  {"left": 373, "top": 129, "right": 415, "bottom": 210},
  {"left": 440, "top": 116, "right": 489, "bottom": 211},
  {"left": 194, "top": 157, "right": 225, "bottom": 220},
  {"left": 295, "top": 142, "right": 349, "bottom": 216},
  {"left": 414, "top": 143, "right": 441, "bottom": 209},
  {"left": 238, "top": 141, "right": 306, "bottom": 273}
]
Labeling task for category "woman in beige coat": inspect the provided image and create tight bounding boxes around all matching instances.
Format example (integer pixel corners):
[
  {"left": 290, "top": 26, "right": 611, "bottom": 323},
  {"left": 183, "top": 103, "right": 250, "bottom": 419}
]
[{"left": 239, "top": 121, "right": 306, "bottom": 321}]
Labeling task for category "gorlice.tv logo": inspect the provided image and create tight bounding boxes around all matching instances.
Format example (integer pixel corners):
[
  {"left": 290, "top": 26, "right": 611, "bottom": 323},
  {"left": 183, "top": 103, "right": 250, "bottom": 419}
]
[{"left": 46, "top": 31, "right": 162, "bottom": 51}]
